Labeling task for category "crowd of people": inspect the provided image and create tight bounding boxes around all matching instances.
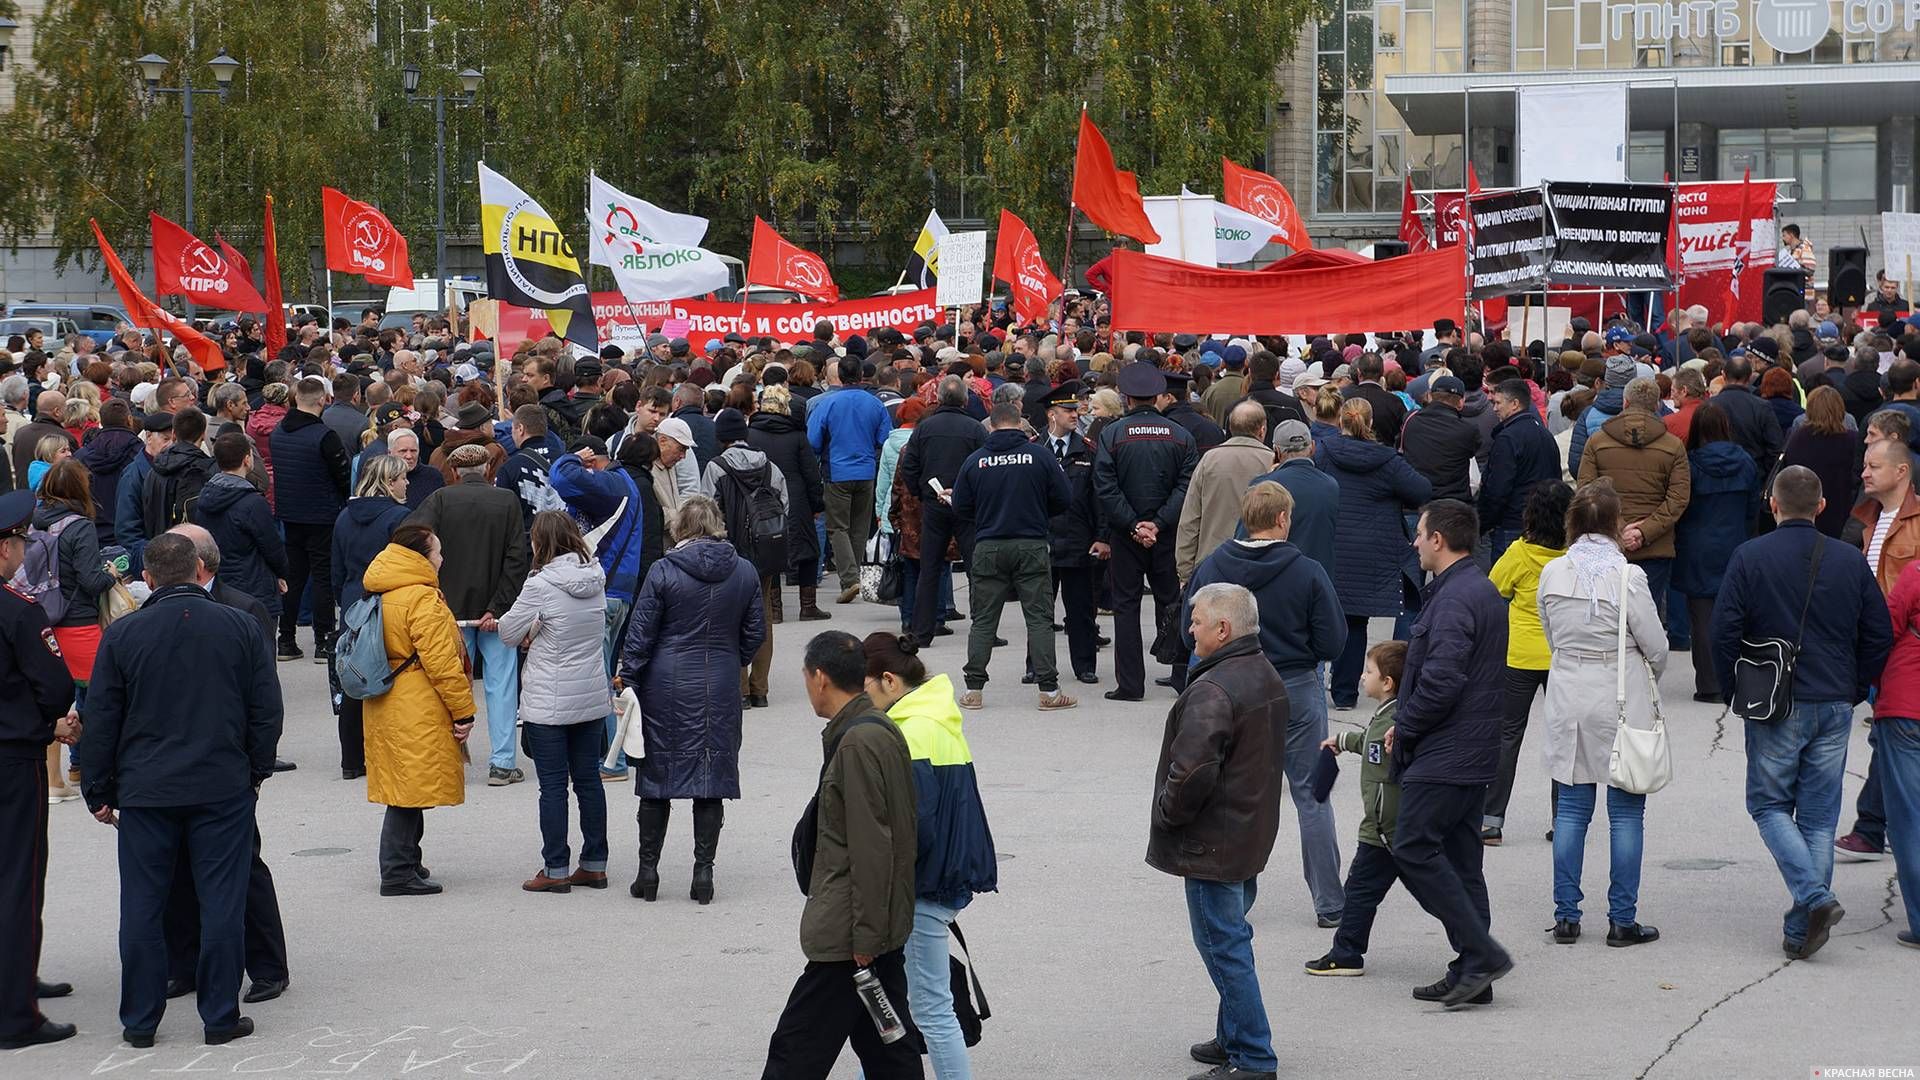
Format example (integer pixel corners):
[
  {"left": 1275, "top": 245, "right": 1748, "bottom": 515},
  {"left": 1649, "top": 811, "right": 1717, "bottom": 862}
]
[{"left": 1, "top": 281, "right": 1918, "bottom": 1079}]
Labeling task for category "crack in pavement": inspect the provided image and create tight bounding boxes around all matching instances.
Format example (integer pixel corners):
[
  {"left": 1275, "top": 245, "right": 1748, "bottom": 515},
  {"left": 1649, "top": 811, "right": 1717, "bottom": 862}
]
[
  {"left": 1635, "top": 959, "right": 1794, "bottom": 1079},
  {"left": 1835, "top": 874, "right": 1900, "bottom": 938},
  {"left": 1708, "top": 706, "right": 1732, "bottom": 755}
]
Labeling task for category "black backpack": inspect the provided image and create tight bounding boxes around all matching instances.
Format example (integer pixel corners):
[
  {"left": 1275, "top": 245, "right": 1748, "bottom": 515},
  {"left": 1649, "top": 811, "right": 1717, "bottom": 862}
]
[
  {"left": 144, "top": 457, "right": 211, "bottom": 536},
  {"left": 716, "top": 458, "right": 789, "bottom": 575}
]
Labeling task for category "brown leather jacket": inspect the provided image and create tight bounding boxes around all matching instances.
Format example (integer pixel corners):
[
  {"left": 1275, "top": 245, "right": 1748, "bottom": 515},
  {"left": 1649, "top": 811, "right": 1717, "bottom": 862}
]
[
  {"left": 1146, "top": 634, "right": 1289, "bottom": 883},
  {"left": 1850, "top": 486, "right": 1920, "bottom": 596}
]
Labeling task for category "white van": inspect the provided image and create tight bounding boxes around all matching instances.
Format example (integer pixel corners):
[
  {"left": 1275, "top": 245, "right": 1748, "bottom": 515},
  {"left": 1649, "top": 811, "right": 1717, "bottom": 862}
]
[{"left": 383, "top": 277, "right": 488, "bottom": 316}]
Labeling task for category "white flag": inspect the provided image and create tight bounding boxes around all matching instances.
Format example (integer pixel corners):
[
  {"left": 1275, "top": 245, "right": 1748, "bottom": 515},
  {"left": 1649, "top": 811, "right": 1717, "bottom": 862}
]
[
  {"left": 587, "top": 173, "right": 730, "bottom": 304},
  {"left": 1212, "top": 199, "right": 1278, "bottom": 265}
]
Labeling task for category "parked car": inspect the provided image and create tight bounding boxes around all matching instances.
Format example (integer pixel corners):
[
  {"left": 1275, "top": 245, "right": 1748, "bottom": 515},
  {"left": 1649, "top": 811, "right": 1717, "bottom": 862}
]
[
  {"left": 5, "top": 302, "right": 129, "bottom": 347},
  {"left": 383, "top": 277, "right": 487, "bottom": 317},
  {"left": 0, "top": 315, "right": 83, "bottom": 344}
]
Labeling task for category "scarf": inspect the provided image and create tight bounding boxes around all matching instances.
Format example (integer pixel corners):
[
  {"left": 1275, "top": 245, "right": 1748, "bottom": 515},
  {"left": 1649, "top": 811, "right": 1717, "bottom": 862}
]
[{"left": 1565, "top": 533, "right": 1627, "bottom": 614}]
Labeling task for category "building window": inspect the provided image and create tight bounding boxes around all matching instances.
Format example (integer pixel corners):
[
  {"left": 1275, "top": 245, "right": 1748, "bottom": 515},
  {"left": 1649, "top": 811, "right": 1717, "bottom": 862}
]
[
  {"left": 1513, "top": 0, "right": 1670, "bottom": 70},
  {"left": 1315, "top": 0, "right": 1463, "bottom": 216},
  {"left": 1718, "top": 127, "right": 1878, "bottom": 211}
]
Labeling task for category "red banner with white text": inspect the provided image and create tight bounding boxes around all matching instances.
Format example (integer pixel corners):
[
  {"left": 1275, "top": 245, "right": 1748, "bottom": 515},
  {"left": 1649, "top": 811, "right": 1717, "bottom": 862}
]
[
  {"left": 1674, "top": 179, "right": 1776, "bottom": 326},
  {"left": 1108, "top": 246, "right": 1468, "bottom": 335},
  {"left": 497, "top": 288, "right": 945, "bottom": 354}
]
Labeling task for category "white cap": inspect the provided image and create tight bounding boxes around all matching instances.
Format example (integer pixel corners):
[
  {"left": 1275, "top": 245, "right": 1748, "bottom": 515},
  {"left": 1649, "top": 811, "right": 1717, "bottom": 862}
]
[{"left": 655, "top": 416, "right": 696, "bottom": 448}]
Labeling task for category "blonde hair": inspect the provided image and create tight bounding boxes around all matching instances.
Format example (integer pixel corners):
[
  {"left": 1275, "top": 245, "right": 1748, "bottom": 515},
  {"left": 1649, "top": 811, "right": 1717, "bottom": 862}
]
[
  {"left": 1240, "top": 481, "right": 1294, "bottom": 533},
  {"left": 1090, "top": 388, "right": 1124, "bottom": 418},
  {"left": 1339, "top": 397, "right": 1375, "bottom": 440},
  {"left": 671, "top": 495, "right": 730, "bottom": 544},
  {"left": 356, "top": 451, "right": 408, "bottom": 497},
  {"left": 759, "top": 383, "right": 792, "bottom": 416}
]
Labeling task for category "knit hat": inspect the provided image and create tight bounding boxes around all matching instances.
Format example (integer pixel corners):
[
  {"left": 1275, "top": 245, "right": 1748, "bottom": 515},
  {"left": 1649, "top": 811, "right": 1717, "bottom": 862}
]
[
  {"left": 448, "top": 443, "right": 491, "bottom": 469},
  {"left": 1603, "top": 354, "right": 1636, "bottom": 388},
  {"left": 1278, "top": 357, "right": 1307, "bottom": 391},
  {"left": 714, "top": 408, "right": 748, "bottom": 445}
]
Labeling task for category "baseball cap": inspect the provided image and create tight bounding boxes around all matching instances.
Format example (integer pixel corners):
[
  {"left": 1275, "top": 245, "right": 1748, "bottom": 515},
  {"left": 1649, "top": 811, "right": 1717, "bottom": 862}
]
[
  {"left": 569, "top": 435, "right": 610, "bottom": 459},
  {"left": 655, "top": 417, "right": 697, "bottom": 448},
  {"left": 1430, "top": 375, "right": 1467, "bottom": 396},
  {"left": 1273, "top": 419, "right": 1312, "bottom": 454},
  {"left": 1605, "top": 326, "right": 1634, "bottom": 346}
]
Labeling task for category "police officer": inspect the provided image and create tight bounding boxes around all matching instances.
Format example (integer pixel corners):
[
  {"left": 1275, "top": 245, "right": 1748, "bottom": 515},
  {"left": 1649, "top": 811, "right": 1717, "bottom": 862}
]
[
  {"left": 1031, "top": 381, "right": 1104, "bottom": 685},
  {"left": 1159, "top": 368, "right": 1225, "bottom": 451},
  {"left": 949, "top": 401, "right": 1072, "bottom": 710},
  {"left": 1094, "top": 362, "right": 1200, "bottom": 701},
  {"left": 0, "top": 490, "right": 81, "bottom": 1049}
]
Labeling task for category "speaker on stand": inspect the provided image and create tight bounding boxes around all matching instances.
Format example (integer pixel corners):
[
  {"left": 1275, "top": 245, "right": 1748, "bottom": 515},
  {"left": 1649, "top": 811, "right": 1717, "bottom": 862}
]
[
  {"left": 1829, "top": 245, "right": 1868, "bottom": 308},
  {"left": 1762, "top": 269, "right": 1807, "bottom": 326}
]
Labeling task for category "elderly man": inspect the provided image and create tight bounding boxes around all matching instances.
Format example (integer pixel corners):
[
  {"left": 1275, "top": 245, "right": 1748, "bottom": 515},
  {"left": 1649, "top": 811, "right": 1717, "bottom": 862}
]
[
  {"left": 1175, "top": 401, "right": 1273, "bottom": 584},
  {"left": 382, "top": 428, "right": 444, "bottom": 510},
  {"left": 652, "top": 417, "right": 697, "bottom": 516},
  {"left": 1576, "top": 377, "right": 1691, "bottom": 625},
  {"left": 1150, "top": 583, "right": 1286, "bottom": 1080},
  {"left": 11, "top": 390, "right": 71, "bottom": 490}
]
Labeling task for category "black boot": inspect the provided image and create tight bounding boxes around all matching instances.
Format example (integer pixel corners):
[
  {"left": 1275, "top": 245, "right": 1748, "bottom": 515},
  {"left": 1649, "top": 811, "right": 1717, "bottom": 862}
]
[
  {"left": 769, "top": 586, "right": 784, "bottom": 624},
  {"left": 691, "top": 800, "right": 723, "bottom": 905},
  {"left": 797, "top": 585, "right": 832, "bottom": 621},
  {"left": 631, "top": 800, "right": 670, "bottom": 901}
]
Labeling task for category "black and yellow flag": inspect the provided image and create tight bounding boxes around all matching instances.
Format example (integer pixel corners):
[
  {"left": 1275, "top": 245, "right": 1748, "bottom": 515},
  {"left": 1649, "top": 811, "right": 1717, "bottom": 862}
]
[{"left": 479, "top": 162, "right": 597, "bottom": 351}]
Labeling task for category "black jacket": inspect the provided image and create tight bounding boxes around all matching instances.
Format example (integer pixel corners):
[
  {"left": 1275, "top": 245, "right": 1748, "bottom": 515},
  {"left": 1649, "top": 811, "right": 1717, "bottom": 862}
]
[
  {"left": 1711, "top": 519, "right": 1891, "bottom": 704},
  {"left": 75, "top": 584, "right": 283, "bottom": 809},
  {"left": 406, "top": 481, "right": 529, "bottom": 619},
  {"left": 32, "top": 502, "right": 116, "bottom": 628},
  {"left": 1162, "top": 400, "right": 1225, "bottom": 452},
  {"left": 1348, "top": 382, "right": 1409, "bottom": 446},
  {"left": 1022, "top": 379, "right": 1058, "bottom": 431},
  {"left": 330, "top": 496, "right": 412, "bottom": 610},
  {"left": 212, "top": 579, "right": 276, "bottom": 650},
  {"left": 1477, "top": 409, "right": 1561, "bottom": 535},
  {"left": 1837, "top": 370, "right": 1886, "bottom": 433},
  {"left": 1394, "top": 558, "right": 1507, "bottom": 786},
  {"left": 0, "top": 584, "right": 74, "bottom": 760},
  {"left": 193, "top": 472, "right": 289, "bottom": 614},
  {"left": 142, "top": 441, "right": 216, "bottom": 540},
  {"left": 899, "top": 404, "right": 986, "bottom": 505},
  {"left": 674, "top": 405, "right": 721, "bottom": 472},
  {"left": 271, "top": 408, "right": 351, "bottom": 525},
  {"left": 1398, "top": 401, "right": 1483, "bottom": 502},
  {"left": 748, "top": 410, "right": 825, "bottom": 568},
  {"left": 1183, "top": 540, "right": 1346, "bottom": 677},
  {"left": 1246, "top": 386, "right": 1309, "bottom": 447},
  {"left": 76, "top": 426, "right": 142, "bottom": 547},
  {"left": 538, "top": 386, "right": 578, "bottom": 443},
  {"left": 1710, "top": 384, "right": 1786, "bottom": 481},
  {"left": 1038, "top": 430, "right": 1102, "bottom": 566},
  {"left": 950, "top": 428, "right": 1070, "bottom": 541},
  {"left": 1094, "top": 405, "right": 1200, "bottom": 535}
]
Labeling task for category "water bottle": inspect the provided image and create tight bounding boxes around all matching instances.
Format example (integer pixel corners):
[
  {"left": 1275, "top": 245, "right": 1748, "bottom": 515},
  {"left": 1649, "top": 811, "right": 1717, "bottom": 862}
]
[{"left": 852, "top": 967, "right": 906, "bottom": 1043}]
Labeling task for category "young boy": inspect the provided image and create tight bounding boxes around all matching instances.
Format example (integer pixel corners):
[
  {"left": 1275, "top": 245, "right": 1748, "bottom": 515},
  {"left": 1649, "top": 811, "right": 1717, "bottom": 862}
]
[{"left": 1306, "top": 640, "right": 1405, "bottom": 976}]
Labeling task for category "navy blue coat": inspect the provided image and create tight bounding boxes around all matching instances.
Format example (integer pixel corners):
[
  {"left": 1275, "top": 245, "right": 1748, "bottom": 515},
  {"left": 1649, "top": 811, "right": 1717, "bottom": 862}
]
[
  {"left": 673, "top": 405, "right": 721, "bottom": 472},
  {"left": 1711, "top": 519, "right": 1890, "bottom": 705},
  {"left": 1182, "top": 540, "right": 1346, "bottom": 677},
  {"left": 1394, "top": 558, "right": 1506, "bottom": 785},
  {"left": 951, "top": 429, "right": 1070, "bottom": 541},
  {"left": 77, "top": 426, "right": 142, "bottom": 547},
  {"left": 330, "top": 496, "right": 412, "bottom": 610},
  {"left": 1477, "top": 410, "right": 1561, "bottom": 536},
  {"left": 1672, "top": 441, "right": 1759, "bottom": 598},
  {"left": 1314, "top": 433, "right": 1432, "bottom": 617},
  {"left": 272, "top": 408, "right": 351, "bottom": 525},
  {"left": 193, "top": 473, "right": 289, "bottom": 615},
  {"left": 618, "top": 538, "right": 767, "bottom": 800}
]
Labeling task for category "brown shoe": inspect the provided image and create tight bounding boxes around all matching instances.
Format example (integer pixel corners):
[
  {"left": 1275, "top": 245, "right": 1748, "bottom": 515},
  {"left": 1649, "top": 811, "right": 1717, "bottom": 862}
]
[
  {"left": 521, "top": 869, "right": 572, "bottom": 893},
  {"left": 1038, "top": 691, "right": 1079, "bottom": 711},
  {"left": 67, "top": 766, "right": 80, "bottom": 784},
  {"left": 958, "top": 690, "right": 984, "bottom": 710},
  {"left": 837, "top": 585, "right": 861, "bottom": 604},
  {"left": 565, "top": 868, "right": 609, "bottom": 890}
]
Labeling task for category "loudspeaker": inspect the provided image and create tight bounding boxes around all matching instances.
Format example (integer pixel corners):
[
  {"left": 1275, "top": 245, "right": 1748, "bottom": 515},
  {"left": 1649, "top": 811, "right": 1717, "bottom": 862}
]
[
  {"left": 1373, "top": 240, "right": 1409, "bottom": 260},
  {"left": 1830, "top": 245, "right": 1868, "bottom": 308},
  {"left": 1763, "top": 268, "right": 1806, "bottom": 325}
]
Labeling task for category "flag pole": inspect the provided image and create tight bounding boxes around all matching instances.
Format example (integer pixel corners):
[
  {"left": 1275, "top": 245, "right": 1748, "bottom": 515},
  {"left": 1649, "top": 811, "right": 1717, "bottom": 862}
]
[{"left": 1063, "top": 102, "right": 1086, "bottom": 290}]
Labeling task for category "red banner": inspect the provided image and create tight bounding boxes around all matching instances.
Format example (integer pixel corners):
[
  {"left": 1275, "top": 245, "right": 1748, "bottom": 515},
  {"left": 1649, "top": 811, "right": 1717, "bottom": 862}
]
[
  {"left": 747, "top": 217, "right": 840, "bottom": 302},
  {"left": 1109, "top": 246, "right": 1468, "bottom": 335},
  {"left": 1676, "top": 178, "right": 1775, "bottom": 326},
  {"left": 215, "top": 234, "right": 252, "bottom": 285},
  {"left": 262, "top": 193, "right": 287, "bottom": 356},
  {"left": 1221, "top": 158, "right": 1309, "bottom": 252},
  {"left": 322, "top": 187, "right": 414, "bottom": 287},
  {"left": 93, "top": 219, "right": 225, "bottom": 372},
  {"left": 497, "top": 288, "right": 945, "bottom": 355},
  {"left": 1072, "top": 111, "right": 1161, "bottom": 243},
  {"left": 993, "top": 209, "right": 1061, "bottom": 325},
  {"left": 149, "top": 212, "right": 267, "bottom": 311}
]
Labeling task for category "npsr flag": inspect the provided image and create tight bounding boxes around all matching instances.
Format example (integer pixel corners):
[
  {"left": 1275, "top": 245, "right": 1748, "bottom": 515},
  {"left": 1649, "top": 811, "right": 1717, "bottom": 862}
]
[
  {"left": 902, "top": 210, "right": 949, "bottom": 289},
  {"left": 479, "top": 162, "right": 597, "bottom": 351}
]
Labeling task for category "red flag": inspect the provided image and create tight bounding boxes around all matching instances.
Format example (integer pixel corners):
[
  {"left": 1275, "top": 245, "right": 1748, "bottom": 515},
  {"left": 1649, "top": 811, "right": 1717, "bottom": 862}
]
[
  {"left": 746, "top": 218, "right": 840, "bottom": 302},
  {"left": 1220, "top": 158, "right": 1310, "bottom": 252},
  {"left": 1399, "top": 177, "right": 1432, "bottom": 253},
  {"left": 1720, "top": 168, "right": 1754, "bottom": 329},
  {"left": 216, "top": 234, "right": 253, "bottom": 285},
  {"left": 262, "top": 192, "right": 287, "bottom": 357},
  {"left": 321, "top": 186, "right": 414, "bottom": 288},
  {"left": 149, "top": 212, "right": 267, "bottom": 312},
  {"left": 1071, "top": 111, "right": 1161, "bottom": 244},
  {"left": 92, "top": 219, "right": 225, "bottom": 372},
  {"left": 1466, "top": 163, "right": 1483, "bottom": 195},
  {"left": 992, "top": 209, "right": 1062, "bottom": 325}
]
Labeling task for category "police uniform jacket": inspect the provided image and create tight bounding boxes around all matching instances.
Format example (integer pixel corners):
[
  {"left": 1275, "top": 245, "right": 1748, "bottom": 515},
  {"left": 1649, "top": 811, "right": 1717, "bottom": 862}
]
[
  {"left": 1036, "top": 430, "right": 1103, "bottom": 567},
  {"left": 0, "top": 586, "right": 75, "bottom": 760},
  {"left": 1093, "top": 406, "right": 1200, "bottom": 538}
]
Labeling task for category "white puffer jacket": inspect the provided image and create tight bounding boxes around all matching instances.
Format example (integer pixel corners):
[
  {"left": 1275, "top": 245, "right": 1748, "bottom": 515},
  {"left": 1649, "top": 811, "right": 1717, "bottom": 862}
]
[{"left": 497, "top": 553, "right": 613, "bottom": 725}]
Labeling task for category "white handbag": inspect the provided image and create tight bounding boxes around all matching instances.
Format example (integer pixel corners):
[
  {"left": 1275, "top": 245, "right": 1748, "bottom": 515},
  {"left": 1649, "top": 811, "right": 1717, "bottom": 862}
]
[
  {"left": 604, "top": 687, "right": 647, "bottom": 770},
  {"left": 1609, "top": 562, "right": 1672, "bottom": 795}
]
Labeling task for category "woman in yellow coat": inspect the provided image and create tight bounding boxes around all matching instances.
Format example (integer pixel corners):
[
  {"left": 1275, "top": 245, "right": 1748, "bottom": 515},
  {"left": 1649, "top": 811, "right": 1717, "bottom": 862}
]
[{"left": 360, "top": 523, "right": 477, "bottom": 897}]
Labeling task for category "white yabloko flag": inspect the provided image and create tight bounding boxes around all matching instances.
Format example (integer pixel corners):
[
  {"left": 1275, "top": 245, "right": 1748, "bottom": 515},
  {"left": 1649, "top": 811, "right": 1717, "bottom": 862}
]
[{"left": 587, "top": 173, "right": 730, "bottom": 303}]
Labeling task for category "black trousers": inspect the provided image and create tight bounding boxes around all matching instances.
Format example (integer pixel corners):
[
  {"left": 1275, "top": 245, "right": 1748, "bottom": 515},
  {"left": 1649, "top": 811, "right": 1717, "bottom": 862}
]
[
  {"left": 761, "top": 949, "right": 922, "bottom": 1079},
  {"left": 909, "top": 502, "right": 972, "bottom": 642},
  {"left": 117, "top": 795, "right": 254, "bottom": 1036},
  {"left": 279, "top": 521, "right": 335, "bottom": 648},
  {"left": 1108, "top": 533, "right": 1181, "bottom": 697},
  {"left": 1055, "top": 563, "right": 1099, "bottom": 678},
  {"left": 379, "top": 807, "right": 427, "bottom": 887},
  {"left": 1393, "top": 782, "right": 1504, "bottom": 978},
  {"left": 1485, "top": 667, "right": 1550, "bottom": 827},
  {"left": 1328, "top": 841, "right": 1401, "bottom": 964},
  {"left": 0, "top": 758, "right": 49, "bottom": 1038},
  {"left": 1686, "top": 595, "right": 1720, "bottom": 697},
  {"left": 164, "top": 823, "right": 288, "bottom": 985}
]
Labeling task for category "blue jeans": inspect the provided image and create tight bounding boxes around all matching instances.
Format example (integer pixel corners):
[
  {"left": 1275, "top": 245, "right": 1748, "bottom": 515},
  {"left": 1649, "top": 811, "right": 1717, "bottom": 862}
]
[
  {"left": 1184, "top": 877, "right": 1276, "bottom": 1073},
  {"left": 897, "top": 556, "right": 953, "bottom": 632},
  {"left": 906, "top": 901, "right": 970, "bottom": 1079},
  {"left": 601, "top": 598, "right": 629, "bottom": 773},
  {"left": 1280, "top": 667, "right": 1344, "bottom": 918},
  {"left": 458, "top": 627, "right": 520, "bottom": 770},
  {"left": 1636, "top": 557, "right": 1673, "bottom": 628},
  {"left": 1551, "top": 782, "right": 1646, "bottom": 926},
  {"left": 1745, "top": 700, "right": 1852, "bottom": 943},
  {"left": 1869, "top": 718, "right": 1920, "bottom": 938},
  {"left": 525, "top": 722, "right": 609, "bottom": 875}
]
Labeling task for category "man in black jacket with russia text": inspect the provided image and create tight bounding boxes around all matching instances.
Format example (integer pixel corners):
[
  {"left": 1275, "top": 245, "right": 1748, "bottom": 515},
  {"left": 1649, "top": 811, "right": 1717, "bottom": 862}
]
[{"left": 1385, "top": 498, "right": 1512, "bottom": 1008}]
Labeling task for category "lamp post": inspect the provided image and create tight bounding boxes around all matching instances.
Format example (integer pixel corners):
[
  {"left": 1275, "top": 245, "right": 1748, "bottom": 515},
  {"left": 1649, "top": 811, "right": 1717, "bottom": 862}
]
[
  {"left": 402, "top": 63, "right": 481, "bottom": 314},
  {"left": 135, "top": 41, "right": 238, "bottom": 319}
]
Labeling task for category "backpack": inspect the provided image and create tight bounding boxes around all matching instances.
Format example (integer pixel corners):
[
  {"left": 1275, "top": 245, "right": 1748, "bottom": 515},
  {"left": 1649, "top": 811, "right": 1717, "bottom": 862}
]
[
  {"left": 716, "top": 458, "right": 788, "bottom": 575},
  {"left": 334, "top": 592, "right": 418, "bottom": 700},
  {"left": 9, "top": 514, "right": 83, "bottom": 624},
  {"left": 145, "top": 457, "right": 211, "bottom": 535}
]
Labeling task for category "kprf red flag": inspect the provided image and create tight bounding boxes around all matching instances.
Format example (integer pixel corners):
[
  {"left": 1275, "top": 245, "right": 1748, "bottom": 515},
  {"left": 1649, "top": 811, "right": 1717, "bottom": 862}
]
[
  {"left": 747, "top": 218, "right": 840, "bottom": 302},
  {"left": 261, "top": 192, "right": 287, "bottom": 357},
  {"left": 1720, "top": 169, "right": 1754, "bottom": 328},
  {"left": 993, "top": 209, "right": 1062, "bottom": 325},
  {"left": 149, "top": 212, "right": 267, "bottom": 311},
  {"left": 92, "top": 219, "right": 225, "bottom": 372},
  {"left": 1399, "top": 177, "right": 1432, "bottom": 253},
  {"left": 322, "top": 187, "right": 414, "bottom": 288},
  {"left": 1221, "top": 158, "right": 1310, "bottom": 252},
  {"left": 1071, "top": 111, "right": 1161, "bottom": 244},
  {"left": 216, "top": 234, "right": 252, "bottom": 285}
]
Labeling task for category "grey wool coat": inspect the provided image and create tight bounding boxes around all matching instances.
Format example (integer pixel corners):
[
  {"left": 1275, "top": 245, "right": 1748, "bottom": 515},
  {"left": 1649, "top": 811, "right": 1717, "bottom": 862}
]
[
  {"left": 496, "top": 553, "right": 614, "bottom": 726},
  {"left": 1536, "top": 552, "right": 1669, "bottom": 786}
]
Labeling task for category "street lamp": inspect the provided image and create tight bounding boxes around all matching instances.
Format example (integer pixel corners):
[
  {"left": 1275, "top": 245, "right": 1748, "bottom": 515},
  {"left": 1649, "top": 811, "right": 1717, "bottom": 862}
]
[
  {"left": 133, "top": 42, "right": 240, "bottom": 253},
  {"left": 403, "top": 63, "right": 482, "bottom": 313},
  {"left": 0, "top": 18, "right": 19, "bottom": 71}
]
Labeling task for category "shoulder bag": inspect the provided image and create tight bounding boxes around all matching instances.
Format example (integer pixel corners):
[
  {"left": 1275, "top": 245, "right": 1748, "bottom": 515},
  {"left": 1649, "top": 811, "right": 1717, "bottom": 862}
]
[
  {"left": 1729, "top": 536, "right": 1823, "bottom": 725},
  {"left": 790, "top": 714, "right": 890, "bottom": 895},
  {"left": 1609, "top": 562, "right": 1672, "bottom": 795}
]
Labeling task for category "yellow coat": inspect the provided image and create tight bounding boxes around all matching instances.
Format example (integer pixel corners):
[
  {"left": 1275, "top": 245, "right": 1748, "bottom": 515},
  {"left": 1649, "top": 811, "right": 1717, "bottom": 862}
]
[{"left": 361, "top": 544, "right": 476, "bottom": 809}]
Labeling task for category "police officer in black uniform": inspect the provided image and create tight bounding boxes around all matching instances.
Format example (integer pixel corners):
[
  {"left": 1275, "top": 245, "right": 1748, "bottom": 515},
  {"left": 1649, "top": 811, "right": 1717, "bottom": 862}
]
[
  {"left": 1159, "top": 368, "right": 1226, "bottom": 451},
  {"left": 0, "top": 490, "right": 81, "bottom": 1049},
  {"left": 1093, "top": 362, "right": 1199, "bottom": 701},
  {"left": 1032, "top": 381, "right": 1104, "bottom": 684}
]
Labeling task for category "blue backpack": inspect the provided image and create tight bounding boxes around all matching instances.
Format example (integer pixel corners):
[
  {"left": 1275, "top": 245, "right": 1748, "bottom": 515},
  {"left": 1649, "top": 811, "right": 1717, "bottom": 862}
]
[{"left": 334, "top": 593, "right": 417, "bottom": 700}]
